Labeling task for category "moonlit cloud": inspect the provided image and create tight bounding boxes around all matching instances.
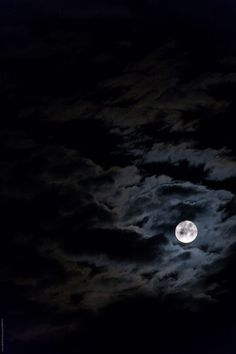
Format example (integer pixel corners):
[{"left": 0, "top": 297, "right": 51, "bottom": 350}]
[{"left": 3, "top": 38, "right": 236, "bottom": 348}]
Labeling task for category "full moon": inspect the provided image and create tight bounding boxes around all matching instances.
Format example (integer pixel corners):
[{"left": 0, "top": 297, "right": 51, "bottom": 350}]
[{"left": 175, "top": 220, "right": 198, "bottom": 244}]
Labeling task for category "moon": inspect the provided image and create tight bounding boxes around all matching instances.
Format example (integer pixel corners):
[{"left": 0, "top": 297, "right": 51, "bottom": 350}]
[{"left": 175, "top": 220, "right": 198, "bottom": 244}]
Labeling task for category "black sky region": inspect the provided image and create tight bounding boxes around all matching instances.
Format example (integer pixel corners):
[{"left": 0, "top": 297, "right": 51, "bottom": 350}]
[{"left": 1, "top": 1, "right": 236, "bottom": 353}]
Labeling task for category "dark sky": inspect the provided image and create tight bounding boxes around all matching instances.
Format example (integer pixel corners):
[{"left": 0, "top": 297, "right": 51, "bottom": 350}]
[
  {"left": 1, "top": 0, "right": 236, "bottom": 24},
  {"left": 1, "top": 1, "right": 236, "bottom": 354}
]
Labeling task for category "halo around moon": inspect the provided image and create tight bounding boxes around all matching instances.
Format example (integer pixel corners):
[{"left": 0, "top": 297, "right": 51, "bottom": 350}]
[{"left": 175, "top": 220, "right": 198, "bottom": 244}]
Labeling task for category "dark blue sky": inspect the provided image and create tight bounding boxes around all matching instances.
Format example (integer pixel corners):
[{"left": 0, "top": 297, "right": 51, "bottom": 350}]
[{"left": 1, "top": 0, "right": 236, "bottom": 21}]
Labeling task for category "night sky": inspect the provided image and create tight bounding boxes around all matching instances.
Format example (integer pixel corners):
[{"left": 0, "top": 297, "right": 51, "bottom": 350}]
[{"left": 1, "top": 1, "right": 236, "bottom": 353}]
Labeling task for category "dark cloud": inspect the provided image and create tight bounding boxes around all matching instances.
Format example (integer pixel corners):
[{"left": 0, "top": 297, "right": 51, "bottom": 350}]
[
  {"left": 60, "top": 227, "right": 167, "bottom": 261},
  {"left": 3, "top": 42, "right": 236, "bottom": 319}
]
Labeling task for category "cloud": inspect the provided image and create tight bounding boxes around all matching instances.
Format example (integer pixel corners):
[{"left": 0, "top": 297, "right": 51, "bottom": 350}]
[
  {"left": 24, "top": 148, "right": 235, "bottom": 311},
  {"left": 3, "top": 39, "right": 236, "bottom": 330},
  {"left": 144, "top": 142, "right": 236, "bottom": 181}
]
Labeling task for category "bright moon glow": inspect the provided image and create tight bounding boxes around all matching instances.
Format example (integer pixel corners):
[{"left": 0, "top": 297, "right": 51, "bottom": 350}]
[{"left": 175, "top": 220, "right": 198, "bottom": 244}]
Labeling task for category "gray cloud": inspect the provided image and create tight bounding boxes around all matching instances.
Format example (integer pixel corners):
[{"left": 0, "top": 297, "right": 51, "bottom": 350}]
[
  {"left": 144, "top": 143, "right": 236, "bottom": 181},
  {"left": 4, "top": 41, "right": 236, "bottom": 321},
  {"left": 25, "top": 147, "right": 234, "bottom": 311}
]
